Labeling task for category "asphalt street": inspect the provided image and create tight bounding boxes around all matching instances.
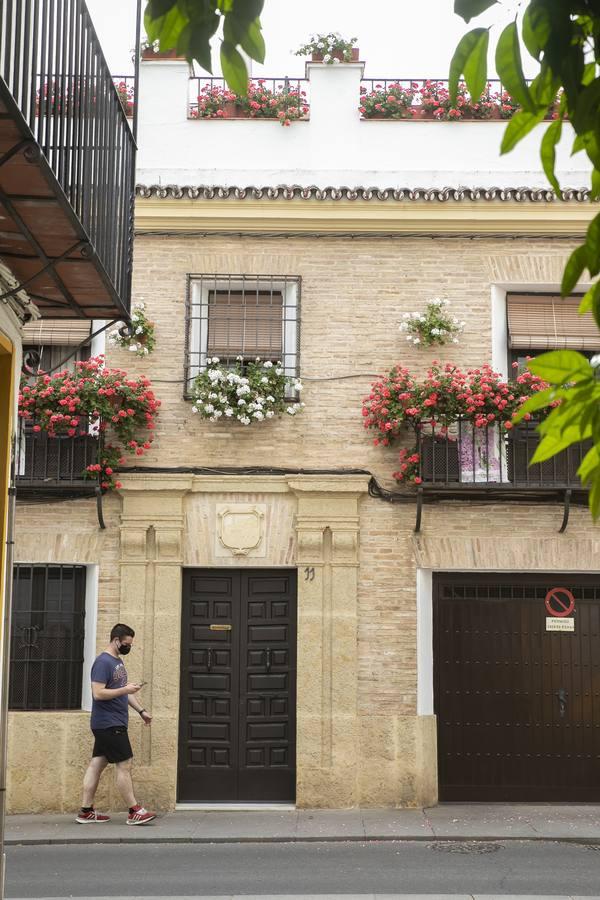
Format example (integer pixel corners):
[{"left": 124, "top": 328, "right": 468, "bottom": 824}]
[{"left": 6, "top": 839, "right": 600, "bottom": 897}]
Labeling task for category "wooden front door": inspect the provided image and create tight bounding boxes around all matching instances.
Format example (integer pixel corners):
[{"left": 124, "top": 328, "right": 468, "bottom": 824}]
[
  {"left": 178, "top": 569, "right": 297, "bottom": 803},
  {"left": 434, "top": 573, "right": 600, "bottom": 801}
]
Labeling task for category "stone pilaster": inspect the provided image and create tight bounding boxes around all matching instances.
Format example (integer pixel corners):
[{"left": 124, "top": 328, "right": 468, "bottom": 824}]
[{"left": 287, "top": 475, "right": 369, "bottom": 808}]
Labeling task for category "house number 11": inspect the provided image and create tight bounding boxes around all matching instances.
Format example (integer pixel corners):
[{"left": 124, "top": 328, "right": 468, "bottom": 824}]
[{"left": 304, "top": 567, "right": 315, "bottom": 582}]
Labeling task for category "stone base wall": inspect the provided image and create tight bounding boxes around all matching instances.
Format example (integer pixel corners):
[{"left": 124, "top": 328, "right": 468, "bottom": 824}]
[{"left": 8, "top": 475, "right": 598, "bottom": 813}]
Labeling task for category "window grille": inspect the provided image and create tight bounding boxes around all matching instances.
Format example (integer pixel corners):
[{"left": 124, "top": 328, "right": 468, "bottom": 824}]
[
  {"left": 10, "top": 565, "right": 86, "bottom": 711},
  {"left": 185, "top": 275, "right": 300, "bottom": 392}
]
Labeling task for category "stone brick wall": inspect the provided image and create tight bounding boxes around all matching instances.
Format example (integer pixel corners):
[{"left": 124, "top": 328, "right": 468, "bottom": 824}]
[{"left": 117, "top": 232, "right": 580, "bottom": 485}]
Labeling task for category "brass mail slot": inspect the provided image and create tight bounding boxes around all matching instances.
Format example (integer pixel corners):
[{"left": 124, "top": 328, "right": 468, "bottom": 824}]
[{"left": 209, "top": 624, "right": 232, "bottom": 631}]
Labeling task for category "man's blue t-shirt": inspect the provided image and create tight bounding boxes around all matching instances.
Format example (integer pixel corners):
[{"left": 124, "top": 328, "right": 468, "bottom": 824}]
[{"left": 90, "top": 652, "right": 129, "bottom": 729}]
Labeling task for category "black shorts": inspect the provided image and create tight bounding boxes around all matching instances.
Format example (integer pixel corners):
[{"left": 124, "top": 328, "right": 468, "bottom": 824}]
[{"left": 92, "top": 726, "right": 133, "bottom": 763}]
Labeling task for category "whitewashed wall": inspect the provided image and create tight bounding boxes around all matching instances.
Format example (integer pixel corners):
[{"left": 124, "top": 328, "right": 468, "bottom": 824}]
[{"left": 136, "top": 59, "right": 590, "bottom": 190}]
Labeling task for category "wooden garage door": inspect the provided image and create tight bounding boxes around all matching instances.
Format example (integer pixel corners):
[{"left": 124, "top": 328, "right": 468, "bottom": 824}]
[
  {"left": 178, "top": 569, "right": 297, "bottom": 803},
  {"left": 434, "top": 573, "right": 600, "bottom": 801}
]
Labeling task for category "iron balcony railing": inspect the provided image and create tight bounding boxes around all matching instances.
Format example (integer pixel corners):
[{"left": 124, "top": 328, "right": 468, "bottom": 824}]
[
  {"left": 16, "top": 418, "right": 100, "bottom": 494},
  {"left": 417, "top": 417, "right": 590, "bottom": 489},
  {"left": 0, "top": 0, "right": 136, "bottom": 312}
]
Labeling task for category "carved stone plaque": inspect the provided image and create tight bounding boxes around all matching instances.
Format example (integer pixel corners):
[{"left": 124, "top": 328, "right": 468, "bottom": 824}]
[{"left": 215, "top": 504, "right": 266, "bottom": 557}]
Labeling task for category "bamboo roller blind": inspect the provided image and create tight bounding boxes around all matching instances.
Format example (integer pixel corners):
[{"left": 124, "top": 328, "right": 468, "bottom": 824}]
[
  {"left": 507, "top": 293, "right": 600, "bottom": 349},
  {"left": 22, "top": 319, "right": 92, "bottom": 346},
  {"left": 207, "top": 291, "right": 283, "bottom": 357}
]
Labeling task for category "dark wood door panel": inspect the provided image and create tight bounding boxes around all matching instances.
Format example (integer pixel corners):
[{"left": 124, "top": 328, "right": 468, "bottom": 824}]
[
  {"left": 434, "top": 573, "right": 600, "bottom": 801},
  {"left": 178, "top": 569, "right": 297, "bottom": 803}
]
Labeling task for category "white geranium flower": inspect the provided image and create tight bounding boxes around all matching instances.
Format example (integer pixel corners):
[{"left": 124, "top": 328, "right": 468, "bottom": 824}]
[
  {"left": 204, "top": 404, "right": 214, "bottom": 413},
  {"left": 591, "top": 354, "right": 600, "bottom": 368},
  {"left": 135, "top": 326, "right": 143, "bottom": 334},
  {"left": 287, "top": 406, "right": 297, "bottom": 415},
  {"left": 452, "top": 337, "right": 460, "bottom": 344},
  {"left": 275, "top": 367, "right": 283, "bottom": 375},
  {"left": 191, "top": 406, "right": 198, "bottom": 414},
  {"left": 402, "top": 312, "right": 411, "bottom": 319},
  {"left": 239, "top": 416, "right": 251, "bottom": 425},
  {"left": 332, "top": 57, "right": 340, "bottom": 64},
  {"left": 253, "top": 411, "right": 264, "bottom": 420},
  {"left": 267, "top": 395, "right": 275, "bottom": 402},
  {"left": 238, "top": 399, "right": 246, "bottom": 406},
  {"left": 213, "top": 410, "right": 223, "bottom": 418},
  {"left": 413, "top": 337, "right": 421, "bottom": 344},
  {"left": 323, "top": 53, "right": 331, "bottom": 61},
  {"left": 263, "top": 361, "right": 273, "bottom": 368},
  {"left": 266, "top": 410, "right": 274, "bottom": 418},
  {"left": 128, "top": 344, "right": 137, "bottom": 352},
  {"left": 261, "top": 377, "right": 269, "bottom": 384},
  {"left": 211, "top": 356, "right": 220, "bottom": 363},
  {"left": 225, "top": 408, "right": 234, "bottom": 416}
]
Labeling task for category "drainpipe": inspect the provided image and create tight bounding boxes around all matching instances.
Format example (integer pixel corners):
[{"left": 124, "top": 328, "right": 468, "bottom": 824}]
[{"left": 0, "top": 442, "right": 15, "bottom": 898}]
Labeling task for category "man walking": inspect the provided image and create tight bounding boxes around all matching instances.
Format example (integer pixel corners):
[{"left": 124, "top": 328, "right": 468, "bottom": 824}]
[{"left": 76, "top": 623, "right": 156, "bottom": 825}]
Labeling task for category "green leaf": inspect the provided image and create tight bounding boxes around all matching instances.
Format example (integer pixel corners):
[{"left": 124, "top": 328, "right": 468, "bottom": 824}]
[
  {"left": 220, "top": 42, "right": 248, "bottom": 95},
  {"left": 500, "top": 108, "right": 546, "bottom": 154},
  {"left": 522, "top": 4, "right": 551, "bottom": 59},
  {"left": 528, "top": 349, "right": 594, "bottom": 385},
  {"left": 578, "top": 283, "right": 599, "bottom": 314},
  {"left": 592, "top": 169, "right": 600, "bottom": 201},
  {"left": 239, "top": 18, "right": 266, "bottom": 64},
  {"left": 561, "top": 245, "right": 589, "bottom": 295},
  {"left": 144, "top": 4, "right": 186, "bottom": 48},
  {"left": 454, "top": 0, "right": 497, "bottom": 22},
  {"left": 585, "top": 212, "right": 600, "bottom": 278},
  {"left": 449, "top": 28, "right": 488, "bottom": 104},
  {"left": 590, "top": 473, "right": 600, "bottom": 520},
  {"left": 513, "top": 387, "right": 557, "bottom": 420},
  {"left": 540, "top": 118, "right": 562, "bottom": 196},
  {"left": 177, "top": 21, "right": 215, "bottom": 72},
  {"left": 529, "top": 64, "right": 558, "bottom": 108},
  {"left": 495, "top": 22, "right": 536, "bottom": 113},
  {"left": 578, "top": 445, "right": 600, "bottom": 484},
  {"left": 573, "top": 78, "right": 600, "bottom": 134},
  {"left": 147, "top": 0, "right": 177, "bottom": 17}
]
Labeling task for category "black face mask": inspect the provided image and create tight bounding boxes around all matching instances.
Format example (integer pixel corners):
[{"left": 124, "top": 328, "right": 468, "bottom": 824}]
[{"left": 118, "top": 643, "right": 131, "bottom": 655}]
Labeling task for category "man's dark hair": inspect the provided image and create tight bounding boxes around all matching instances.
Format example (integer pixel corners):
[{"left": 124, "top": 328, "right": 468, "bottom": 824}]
[{"left": 110, "top": 623, "right": 135, "bottom": 641}]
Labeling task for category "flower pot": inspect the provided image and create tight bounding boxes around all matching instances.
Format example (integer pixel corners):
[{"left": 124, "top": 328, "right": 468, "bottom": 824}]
[
  {"left": 459, "top": 423, "right": 507, "bottom": 483},
  {"left": 311, "top": 47, "right": 359, "bottom": 62},
  {"left": 410, "top": 106, "right": 427, "bottom": 119},
  {"left": 222, "top": 100, "right": 242, "bottom": 118}
]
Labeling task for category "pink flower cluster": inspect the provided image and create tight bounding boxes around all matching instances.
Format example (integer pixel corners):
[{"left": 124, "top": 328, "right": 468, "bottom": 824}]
[
  {"left": 18, "top": 356, "right": 160, "bottom": 491},
  {"left": 362, "top": 361, "right": 550, "bottom": 448}
]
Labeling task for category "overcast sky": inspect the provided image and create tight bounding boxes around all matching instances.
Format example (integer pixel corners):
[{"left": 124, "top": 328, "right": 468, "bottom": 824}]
[{"left": 88, "top": 0, "right": 526, "bottom": 80}]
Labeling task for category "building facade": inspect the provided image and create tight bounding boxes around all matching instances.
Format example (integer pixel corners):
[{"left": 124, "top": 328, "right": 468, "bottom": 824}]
[{"left": 8, "top": 55, "right": 600, "bottom": 813}]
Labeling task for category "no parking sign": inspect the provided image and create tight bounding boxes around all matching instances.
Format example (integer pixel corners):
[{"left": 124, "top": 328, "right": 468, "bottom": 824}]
[{"left": 545, "top": 587, "right": 575, "bottom": 632}]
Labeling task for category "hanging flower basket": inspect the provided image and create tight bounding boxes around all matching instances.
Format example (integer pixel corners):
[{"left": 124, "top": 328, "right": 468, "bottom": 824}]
[{"left": 191, "top": 358, "right": 303, "bottom": 425}]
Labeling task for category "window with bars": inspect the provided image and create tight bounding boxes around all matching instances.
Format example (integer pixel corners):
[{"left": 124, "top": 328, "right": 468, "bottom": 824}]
[
  {"left": 185, "top": 275, "right": 300, "bottom": 392},
  {"left": 10, "top": 565, "right": 86, "bottom": 711}
]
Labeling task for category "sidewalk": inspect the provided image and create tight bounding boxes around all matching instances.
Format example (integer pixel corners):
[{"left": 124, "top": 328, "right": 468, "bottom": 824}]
[{"left": 7, "top": 804, "right": 600, "bottom": 845}]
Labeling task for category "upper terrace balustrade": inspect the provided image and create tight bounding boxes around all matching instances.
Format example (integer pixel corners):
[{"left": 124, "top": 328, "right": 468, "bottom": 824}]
[{"left": 0, "top": 0, "right": 136, "bottom": 319}]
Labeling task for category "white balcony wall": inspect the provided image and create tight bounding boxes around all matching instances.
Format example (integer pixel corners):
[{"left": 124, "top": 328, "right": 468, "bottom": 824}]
[{"left": 136, "top": 58, "right": 590, "bottom": 190}]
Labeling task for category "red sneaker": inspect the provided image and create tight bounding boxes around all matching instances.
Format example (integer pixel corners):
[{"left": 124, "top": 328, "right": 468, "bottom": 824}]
[
  {"left": 126, "top": 805, "right": 156, "bottom": 826},
  {"left": 75, "top": 807, "right": 110, "bottom": 824}
]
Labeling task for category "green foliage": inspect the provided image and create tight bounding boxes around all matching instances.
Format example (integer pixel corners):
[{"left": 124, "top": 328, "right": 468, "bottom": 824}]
[
  {"left": 144, "top": 0, "right": 265, "bottom": 95},
  {"left": 451, "top": 1, "right": 600, "bottom": 518}
]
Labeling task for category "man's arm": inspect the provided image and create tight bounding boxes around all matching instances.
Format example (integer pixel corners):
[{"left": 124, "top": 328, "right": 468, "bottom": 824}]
[
  {"left": 91, "top": 681, "right": 141, "bottom": 701},
  {"left": 128, "top": 693, "right": 153, "bottom": 726}
]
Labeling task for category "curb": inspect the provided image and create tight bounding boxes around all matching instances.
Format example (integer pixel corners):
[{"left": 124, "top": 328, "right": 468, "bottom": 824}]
[{"left": 7, "top": 833, "right": 600, "bottom": 846}]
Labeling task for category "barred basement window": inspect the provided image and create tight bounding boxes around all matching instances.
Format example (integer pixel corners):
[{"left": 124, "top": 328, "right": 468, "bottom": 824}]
[
  {"left": 185, "top": 274, "right": 300, "bottom": 394},
  {"left": 10, "top": 565, "right": 86, "bottom": 711}
]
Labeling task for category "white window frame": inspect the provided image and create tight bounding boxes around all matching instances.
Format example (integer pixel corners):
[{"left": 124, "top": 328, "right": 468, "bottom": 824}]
[{"left": 187, "top": 275, "right": 300, "bottom": 392}]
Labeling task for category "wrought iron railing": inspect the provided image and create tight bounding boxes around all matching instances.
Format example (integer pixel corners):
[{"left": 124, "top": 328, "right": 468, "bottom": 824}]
[
  {"left": 416, "top": 418, "right": 590, "bottom": 488},
  {"left": 16, "top": 419, "right": 100, "bottom": 492},
  {"left": 0, "top": 0, "right": 135, "bottom": 312}
]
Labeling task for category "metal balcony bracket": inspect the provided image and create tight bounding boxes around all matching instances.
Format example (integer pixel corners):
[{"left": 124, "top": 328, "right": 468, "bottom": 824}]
[
  {"left": 95, "top": 486, "right": 106, "bottom": 530},
  {"left": 559, "top": 488, "right": 572, "bottom": 534},
  {"left": 414, "top": 486, "right": 424, "bottom": 533}
]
